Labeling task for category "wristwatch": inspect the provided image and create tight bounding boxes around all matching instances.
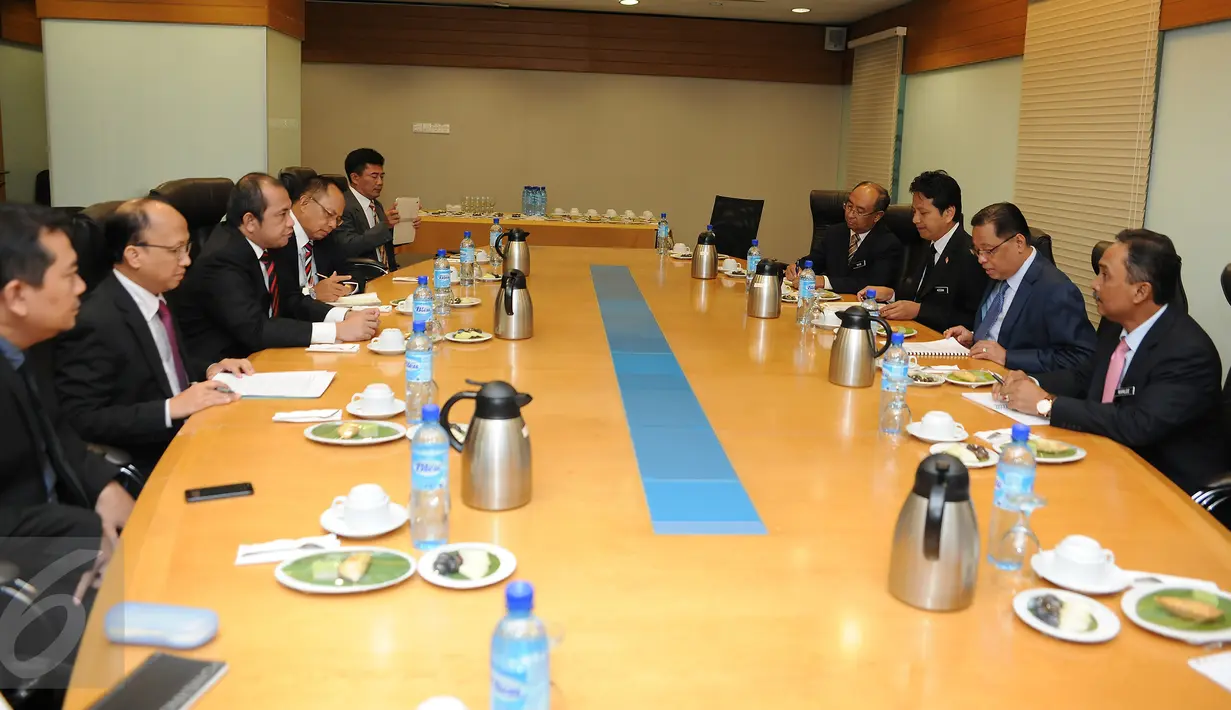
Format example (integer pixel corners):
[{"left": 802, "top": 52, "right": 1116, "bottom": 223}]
[
  {"left": 1036, "top": 395, "right": 1057, "bottom": 418},
  {"left": 303, "top": 284, "right": 317, "bottom": 299}
]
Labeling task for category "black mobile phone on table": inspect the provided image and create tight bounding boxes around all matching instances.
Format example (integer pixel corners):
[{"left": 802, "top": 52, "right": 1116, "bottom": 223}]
[{"left": 185, "top": 482, "right": 253, "bottom": 503}]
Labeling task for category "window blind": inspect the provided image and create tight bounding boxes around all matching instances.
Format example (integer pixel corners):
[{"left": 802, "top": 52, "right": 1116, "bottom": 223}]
[
  {"left": 844, "top": 34, "right": 905, "bottom": 193},
  {"left": 1013, "top": 0, "right": 1162, "bottom": 320}
]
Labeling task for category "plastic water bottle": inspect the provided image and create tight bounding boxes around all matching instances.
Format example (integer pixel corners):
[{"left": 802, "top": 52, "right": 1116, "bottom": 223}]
[
  {"left": 536, "top": 187, "right": 547, "bottom": 217},
  {"left": 412, "top": 276, "right": 433, "bottom": 327},
  {"left": 746, "top": 239, "right": 761, "bottom": 289},
  {"left": 878, "top": 332, "right": 912, "bottom": 436},
  {"left": 405, "top": 320, "right": 437, "bottom": 424},
  {"left": 521, "top": 187, "right": 530, "bottom": 215},
  {"left": 490, "top": 218, "right": 504, "bottom": 272},
  {"left": 491, "top": 581, "right": 550, "bottom": 710},
  {"left": 862, "top": 288, "right": 881, "bottom": 314},
  {"left": 656, "top": 213, "right": 670, "bottom": 255},
  {"left": 433, "top": 249, "right": 452, "bottom": 316},
  {"left": 410, "top": 403, "right": 450, "bottom": 551},
  {"left": 988, "top": 423, "right": 1037, "bottom": 570},
  {"left": 460, "top": 230, "right": 476, "bottom": 286},
  {"left": 796, "top": 260, "right": 816, "bottom": 325}
]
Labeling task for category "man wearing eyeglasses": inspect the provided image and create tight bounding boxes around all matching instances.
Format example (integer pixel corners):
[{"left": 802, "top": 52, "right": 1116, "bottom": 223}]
[
  {"left": 270, "top": 176, "right": 353, "bottom": 310},
  {"left": 786, "top": 182, "right": 902, "bottom": 294},
  {"left": 942, "top": 203, "right": 1095, "bottom": 374},
  {"left": 54, "top": 199, "right": 254, "bottom": 476}
]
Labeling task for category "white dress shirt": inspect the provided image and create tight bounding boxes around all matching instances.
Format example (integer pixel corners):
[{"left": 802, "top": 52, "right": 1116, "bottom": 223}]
[
  {"left": 245, "top": 239, "right": 347, "bottom": 343},
  {"left": 986, "top": 247, "right": 1037, "bottom": 341},
  {"left": 820, "top": 228, "right": 872, "bottom": 290},
  {"left": 350, "top": 185, "right": 377, "bottom": 229},
  {"left": 291, "top": 212, "right": 318, "bottom": 289},
  {"left": 1116, "top": 304, "right": 1168, "bottom": 387},
  {"left": 930, "top": 222, "right": 960, "bottom": 264},
  {"left": 113, "top": 269, "right": 182, "bottom": 427}
]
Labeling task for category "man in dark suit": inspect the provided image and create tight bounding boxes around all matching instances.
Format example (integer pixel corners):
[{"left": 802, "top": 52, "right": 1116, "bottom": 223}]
[
  {"left": 317, "top": 147, "right": 420, "bottom": 272},
  {"left": 996, "top": 229, "right": 1225, "bottom": 494},
  {"left": 943, "top": 202, "right": 1096, "bottom": 375},
  {"left": 784, "top": 181, "right": 903, "bottom": 294},
  {"left": 271, "top": 176, "right": 353, "bottom": 311},
  {"left": 54, "top": 199, "right": 253, "bottom": 476},
  {"left": 859, "top": 170, "right": 989, "bottom": 332},
  {"left": 175, "top": 173, "right": 379, "bottom": 364},
  {"left": 0, "top": 203, "right": 134, "bottom": 603}
]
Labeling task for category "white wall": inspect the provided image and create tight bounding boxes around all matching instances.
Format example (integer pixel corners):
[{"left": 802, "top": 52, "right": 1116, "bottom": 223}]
[
  {"left": 1145, "top": 20, "right": 1231, "bottom": 370},
  {"left": 896, "top": 57, "right": 1022, "bottom": 214},
  {"left": 42, "top": 20, "right": 268, "bottom": 206},
  {"left": 0, "top": 41, "right": 48, "bottom": 203},
  {"left": 266, "top": 29, "right": 301, "bottom": 174}
]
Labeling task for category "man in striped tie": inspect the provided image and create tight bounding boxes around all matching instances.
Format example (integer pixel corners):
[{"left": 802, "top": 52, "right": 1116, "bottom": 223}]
[{"left": 270, "top": 176, "right": 353, "bottom": 311}]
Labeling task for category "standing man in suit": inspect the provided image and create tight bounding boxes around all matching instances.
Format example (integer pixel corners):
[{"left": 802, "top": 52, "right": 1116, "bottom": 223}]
[
  {"left": 995, "top": 229, "right": 1225, "bottom": 494},
  {"left": 320, "top": 148, "right": 421, "bottom": 271},
  {"left": 176, "top": 173, "right": 379, "bottom": 364},
  {"left": 943, "top": 203, "right": 1096, "bottom": 375},
  {"left": 271, "top": 176, "right": 353, "bottom": 310},
  {"left": 858, "top": 170, "right": 989, "bottom": 332},
  {"left": 0, "top": 203, "right": 134, "bottom": 602},
  {"left": 784, "top": 181, "right": 903, "bottom": 294},
  {"left": 54, "top": 199, "right": 254, "bottom": 476}
]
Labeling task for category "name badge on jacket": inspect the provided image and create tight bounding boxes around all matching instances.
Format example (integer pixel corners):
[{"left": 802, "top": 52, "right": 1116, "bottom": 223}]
[
  {"left": 1115, "top": 386, "right": 1135, "bottom": 398},
  {"left": 933, "top": 286, "right": 950, "bottom": 294},
  {"left": 851, "top": 260, "right": 868, "bottom": 270}
]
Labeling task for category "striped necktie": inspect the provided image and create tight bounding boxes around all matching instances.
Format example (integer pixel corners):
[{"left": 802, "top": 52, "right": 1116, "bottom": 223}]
[
  {"left": 847, "top": 231, "right": 859, "bottom": 261},
  {"left": 303, "top": 241, "right": 316, "bottom": 287},
  {"left": 973, "top": 281, "right": 1007, "bottom": 342},
  {"left": 260, "top": 250, "right": 280, "bottom": 317}
]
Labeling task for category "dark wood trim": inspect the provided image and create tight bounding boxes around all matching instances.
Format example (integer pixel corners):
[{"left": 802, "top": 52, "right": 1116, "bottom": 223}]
[
  {"left": 1160, "top": 0, "right": 1231, "bottom": 30},
  {"left": 303, "top": 2, "right": 847, "bottom": 85},
  {"left": 1, "top": 0, "right": 41, "bottom": 46},
  {"left": 35, "top": 0, "right": 304, "bottom": 40},
  {"left": 851, "top": 0, "right": 1026, "bottom": 74}
]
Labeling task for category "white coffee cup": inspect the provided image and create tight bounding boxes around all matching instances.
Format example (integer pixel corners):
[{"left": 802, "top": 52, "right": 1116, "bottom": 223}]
[
  {"left": 671, "top": 242, "right": 690, "bottom": 254},
  {"left": 375, "top": 328, "right": 404, "bottom": 351},
  {"left": 569, "top": 207, "right": 581, "bottom": 216},
  {"left": 586, "top": 209, "right": 598, "bottom": 216},
  {"left": 450, "top": 265, "right": 460, "bottom": 280},
  {"left": 331, "top": 483, "right": 392, "bottom": 534},
  {"left": 352, "top": 383, "right": 395, "bottom": 413},
  {"left": 624, "top": 210, "right": 635, "bottom": 218},
  {"left": 605, "top": 209, "right": 617, "bottom": 218},
  {"left": 554, "top": 207, "right": 564, "bottom": 215},
  {"left": 919, "top": 410, "right": 965, "bottom": 440},
  {"left": 1052, "top": 535, "right": 1116, "bottom": 585},
  {"left": 812, "top": 308, "right": 841, "bottom": 328},
  {"left": 722, "top": 258, "right": 739, "bottom": 272},
  {"left": 642, "top": 211, "right": 654, "bottom": 219}
]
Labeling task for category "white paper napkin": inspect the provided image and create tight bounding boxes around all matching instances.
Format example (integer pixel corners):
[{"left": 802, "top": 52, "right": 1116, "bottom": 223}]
[
  {"left": 272, "top": 409, "right": 341, "bottom": 423},
  {"left": 1190, "top": 652, "right": 1231, "bottom": 693},
  {"left": 235, "top": 534, "right": 340, "bottom": 566},
  {"left": 330, "top": 292, "right": 381, "bottom": 307},
  {"left": 306, "top": 344, "right": 360, "bottom": 353}
]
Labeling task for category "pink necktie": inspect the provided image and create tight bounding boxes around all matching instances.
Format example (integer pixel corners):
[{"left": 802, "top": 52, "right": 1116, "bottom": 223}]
[{"left": 1101, "top": 337, "right": 1131, "bottom": 403}]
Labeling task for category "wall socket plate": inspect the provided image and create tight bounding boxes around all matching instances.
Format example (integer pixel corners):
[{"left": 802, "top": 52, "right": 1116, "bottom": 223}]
[{"left": 412, "top": 123, "right": 450, "bottom": 134}]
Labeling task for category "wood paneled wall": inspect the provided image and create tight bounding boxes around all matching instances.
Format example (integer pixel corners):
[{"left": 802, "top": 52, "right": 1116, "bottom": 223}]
[
  {"left": 0, "top": 0, "right": 40, "bottom": 45},
  {"left": 302, "top": 2, "right": 846, "bottom": 85},
  {"left": 851, "top": 0, "right": 1026, "bottom": 74},
  {"left": 35, "top": 0, "right": 304, "bottom": 39},
  {"left": 1160, "top": 0, "right": 1231, "bottom": 30}
]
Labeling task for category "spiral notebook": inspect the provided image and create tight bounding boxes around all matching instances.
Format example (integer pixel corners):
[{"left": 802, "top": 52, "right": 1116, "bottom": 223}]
[{"left": 902, "top": 337, "right": 971, "bottom": 358}]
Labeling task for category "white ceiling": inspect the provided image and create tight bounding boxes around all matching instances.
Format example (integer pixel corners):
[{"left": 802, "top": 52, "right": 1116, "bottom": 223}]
[{"left": 364, "top": 0, "right": 909, "bottom": 25}]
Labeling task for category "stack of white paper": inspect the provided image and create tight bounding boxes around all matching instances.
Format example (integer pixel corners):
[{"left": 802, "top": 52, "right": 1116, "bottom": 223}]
[
  {"left": 963, "top": 393, "right": 1050, "bottom": 426},
  {"left": 903, "top": 337, "right": 971, "bottom": 358},
  {"left": 211, "top": 371, "right": 336, "bottom": 399}
]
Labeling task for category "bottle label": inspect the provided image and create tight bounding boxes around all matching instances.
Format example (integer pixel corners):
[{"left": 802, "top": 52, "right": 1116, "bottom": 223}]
[
  {"left": 411, "top": 440, "right": 448, "bottom": 490},
  {"left": 994, "top": 460, "right": 1036, "bottom": 508},
  {"left": 799, "top": 278, "right": 816, "bottom": 302},
  {"left": 657, "top": 224, "right": 669, "bottom": 239},
  {"left": 748, "top": 254, "right": 761, "bottom": 275},
  {"left": 405, "top": 350, "right": 433, "bottom": 383},
  {"left": 881, "top": 361, "right": 908, "bottom": 391},
  {"left": 433, "top": 268, "right": 451, "bottom": 290},
  {"left": 460, "top": 246, "right": 475, "bottom": 264},
  {"left": 491, "top": 666, "right": 527, "bottom": 708},
  {"left": 412, "top": 298, "right": 432, "bottom": 324}
]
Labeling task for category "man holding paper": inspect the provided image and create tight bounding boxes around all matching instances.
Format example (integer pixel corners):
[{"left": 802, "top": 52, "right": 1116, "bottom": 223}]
[
  {"left": 942, "top": 203, "right": 1095, "bottom": 375},
  {"left": 323, "top": 148, "right": 422, "bottom": 271},
  {"left": 993, "top": 229, "right": 1224, "bottom": 494},
  {"left": 176, "top": 173, "right": 380, "bottom": 365}
]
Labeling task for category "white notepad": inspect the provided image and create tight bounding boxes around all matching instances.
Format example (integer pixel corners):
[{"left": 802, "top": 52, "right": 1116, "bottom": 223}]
[
  {"left": 211, "top": 371, "right": 336, "bottom": 399},
  {"left": 1190, "top": 651, "right": 1231, "bottom": 694},
  {"left": 903, "top": 337, "right": 971, "bottom": 357},
  {"left": 393, "top": 197, "right": 420, "bottom": 245},
  {"left": 962, "top": 392, "right": 1051, "bottom": 427}
]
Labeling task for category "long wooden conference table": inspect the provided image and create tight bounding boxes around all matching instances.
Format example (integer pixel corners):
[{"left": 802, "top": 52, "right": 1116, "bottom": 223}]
[
  {"left": 65, "top": 247, "right": 1231, "bottom": 708},
  {"left": 398, "top": 214, "right": 656, "bottom": 255}
]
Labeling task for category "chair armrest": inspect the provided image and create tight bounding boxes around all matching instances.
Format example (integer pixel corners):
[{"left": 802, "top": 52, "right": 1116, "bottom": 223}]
[{"left": 86, "top": 443, "right": 132, "bottom": 467}]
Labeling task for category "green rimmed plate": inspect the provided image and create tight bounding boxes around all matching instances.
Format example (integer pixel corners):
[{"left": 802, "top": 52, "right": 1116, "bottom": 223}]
[
  {"left": 274, "top": 547, "right": 416, "bottom": 594},
  {"left": 1121, "top": 585, "right": 1231, "bottom": 643},
  {"left": 946, "top": 369, "right": 997, "bottom": 387},
  {"left": 416, "top": 542, "right": 517, "bottom": 590},
  {"left": 304, "top": 421, "right": 406, "bottom": 446}
]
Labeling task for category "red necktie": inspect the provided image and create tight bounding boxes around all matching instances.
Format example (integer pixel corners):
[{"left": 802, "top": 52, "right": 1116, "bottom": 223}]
[
  {"left": 303, "top": 242, "right": 316, "bottom": 286},
  {"left": 156, "top": 301, "right": 189, "bottom": 391},
  {"left": 260, "top": 250, "right": 280, "bottom": 316}
]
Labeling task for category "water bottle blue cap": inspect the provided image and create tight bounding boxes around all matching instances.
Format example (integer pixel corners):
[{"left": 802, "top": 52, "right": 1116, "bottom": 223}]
[
  {"left": 1011, "top": 423, "right": 1031, "bottom": 442},
  {"left": 661, "top": 212, "right": 667, "bottom": 218},
  {"left": 891, "top": 332, "right": 905, "bottom": 345},
  {"left": 505, "top": 580, "right": 534, "bottom": 611},
  {"left": 706, "top": 224, "right": 713, "bottom": 231},
  {"left": 412, "top": 320, "right": 426, "bottom": 332},
  {"left": 418, "top": 275, "right": 428, "bottom": 284},
  {"left": 437, "top": 249, "right": 446, "bottom": 256},
  {"left": 464, "top": 230, "right": 471, "bottom": 237},
  {"left": 803, "top": 260, "right": 812, "bottom": 268},
  {"left": 421, "top": 404, "right": 440, "bottom": 423},
  {"left": 751, "top": 239, "right": 758, "bottom": 246},
  {"left": 493, "top": 217, "right": 500, "bottom": 224},
  {"left": 867, "top": 289, "right": 877, "bottom": 298}
]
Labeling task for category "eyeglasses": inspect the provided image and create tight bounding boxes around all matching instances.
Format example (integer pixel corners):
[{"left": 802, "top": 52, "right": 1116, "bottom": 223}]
[
  {"left": 134, "top": 242, "right": 190, "bottom": 258},
  {"left": 308, "top": 195, "right": 342, "bottom": 228},
  {"left": 843, "top": 201, "right": 881, "bottom": 219},
  {"left": 970, "top": 236, "right": 1017, "bottom": 259}
]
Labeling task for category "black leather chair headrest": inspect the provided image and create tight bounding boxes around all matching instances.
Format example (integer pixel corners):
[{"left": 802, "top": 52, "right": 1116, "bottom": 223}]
[
  {"left": 319, "top": 174, "right": 349, "bottom": 192},
  {"left": 149, "top": 178, "right": 233, "bottom": 228},
  {"left": 1028, "top": 227, "right": 1056, "bottom": 266},
  {"left": 279, "top": 167, "right": 318, "bottom": 201},
  {"left": 809, "top": 190, "right": 845, "bottom": 231},
  {"left": 1222, "top": 263, "right": 1231, "bottom": 308},
  {"left": 1091, "top": 240, "right": 1113, "bottom": 275}
]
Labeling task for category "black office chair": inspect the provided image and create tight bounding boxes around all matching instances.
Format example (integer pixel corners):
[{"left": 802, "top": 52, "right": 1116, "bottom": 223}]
[
  {"left": 1028, "top": 227, "right": 1056, "bottom": 266},
  {"left": 64, "top": 201, "right": 123, "bottom": 294},
  {"left": 319, "top": 173, "right": 349, "bottom": 192},
  {"left": 1, "top": 555, "right": 84, "bottom": 709},
  {"left": 279, "top": 166, "right": 317, "bottom": 201},
  {"left": 149, "top": 177, "right": 233, "bottom": 263},
  {"left": 880, "top": 204, "right": 920, "bottom": 290},
  {"left": 708, "top": 196, "right": 764, "bottom": 258},
  {"left": 809, "top": 190, "right": 846, "bottom": 242},
  {"left": 1090, "top": 240, "right": 1112, "bottom": 274},
  {"left": 34, "top": 170, "right": 51, "bottom": 206}
]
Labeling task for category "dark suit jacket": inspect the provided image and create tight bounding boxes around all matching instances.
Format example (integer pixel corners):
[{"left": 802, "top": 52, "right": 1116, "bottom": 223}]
[
  {"left": 317, "top": 186, "right": 393, "bottom": 272},
  {"left": 270, "top": 236, "right": 319, "bottom": 317},
  {"left": 1038, "top": 307, "right": 1226, "bottom": 494},
  {"left": 54, "top": 273, "right": 207, "bottom": 476},
  {"left": 175, "top": 223, "right": 334, "bottom": 364},
  {"left": 0, "top": 340, "right": 112, "bottom": 539},
  {"left": 896, "top": 225, "right": 989, "bottom": 332},
  {"left": 796, "top": 221, "right": 903, "bottom": 294},
  {"left": 973, "top": 252, "right": 1097, "bottom": 375}
]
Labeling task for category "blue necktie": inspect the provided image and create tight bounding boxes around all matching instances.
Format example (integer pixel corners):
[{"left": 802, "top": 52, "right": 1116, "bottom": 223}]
[{"left": 973, "top": 281, "right": 1007, "bottom": 342}]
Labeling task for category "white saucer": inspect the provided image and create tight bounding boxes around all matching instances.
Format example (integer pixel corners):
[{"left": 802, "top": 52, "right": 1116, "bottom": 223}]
[
  {"left": 928, "top": 442, "right": 999, "bottom": 468},
  {"left": 669, "top": 253, "right": 692, "bottom": 260},
  {"left": 450, "top": 296, "right": 481, "bottom": 308},
  {"left": 345, "top": 399, "right": 406, "bottom": 420},
  {"left": 906, "top": 422, "right": 968, "bottom": 444},
  {"left": 720, "top": 269, "right": 747, "bottom": 278},
  {"left": 367, "top": 341, "right": 405, "bottom": 355},
  {"left": 445, "top": 330, "right": 493, "bottom": 343},
  {"left": 319, "top": 503, "right": 408, "bottom": 538},
  {"left": 1030, "top": 551, "right": 1128, "bottom": 595},
  {"left": 1013, "top": 588, "right": 1121, "bottom": 644}
]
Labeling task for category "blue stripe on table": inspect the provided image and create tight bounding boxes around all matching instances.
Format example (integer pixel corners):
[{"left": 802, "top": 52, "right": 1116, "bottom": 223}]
[{"left": 591, "top": 265, "right": 766, "bottom": 535}]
